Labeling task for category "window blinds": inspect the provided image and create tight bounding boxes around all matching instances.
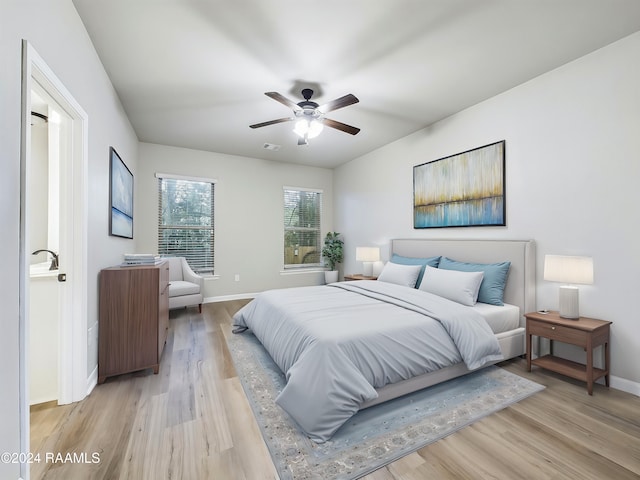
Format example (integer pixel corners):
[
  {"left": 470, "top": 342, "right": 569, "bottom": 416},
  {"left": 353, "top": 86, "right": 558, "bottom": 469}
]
[
  {"left": 157, "top": 176, "right": 214, "bottom": 274},
  {"left": 283, "top": 187, "right": 322, "bottom": 268}
]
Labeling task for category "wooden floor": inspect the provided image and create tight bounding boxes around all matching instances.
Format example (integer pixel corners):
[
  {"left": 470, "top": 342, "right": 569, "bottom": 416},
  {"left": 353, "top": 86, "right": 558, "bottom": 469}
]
[{"left": 30, "top": 301, "right": 640, "bottom": 480}]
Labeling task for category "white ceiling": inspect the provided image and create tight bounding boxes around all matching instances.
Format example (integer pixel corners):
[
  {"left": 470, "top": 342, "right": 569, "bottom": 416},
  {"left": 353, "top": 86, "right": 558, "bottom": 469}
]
[{"left": 72, "top": 0, "right": 640, "bottom": 168}]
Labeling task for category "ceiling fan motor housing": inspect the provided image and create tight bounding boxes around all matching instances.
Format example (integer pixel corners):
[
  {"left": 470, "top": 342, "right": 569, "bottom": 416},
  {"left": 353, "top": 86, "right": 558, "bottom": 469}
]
[
  {"left": 296, "top": 107, "right": 321, "bottom": 120},
  {"left": 297, "top": 88, "right": 320, "bottom": 112}
]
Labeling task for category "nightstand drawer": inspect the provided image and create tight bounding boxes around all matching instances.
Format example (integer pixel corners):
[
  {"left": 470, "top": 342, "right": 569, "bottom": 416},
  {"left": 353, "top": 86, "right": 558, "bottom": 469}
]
[{"left": 527, "top": 318, "right": 588, "bottom": 346}]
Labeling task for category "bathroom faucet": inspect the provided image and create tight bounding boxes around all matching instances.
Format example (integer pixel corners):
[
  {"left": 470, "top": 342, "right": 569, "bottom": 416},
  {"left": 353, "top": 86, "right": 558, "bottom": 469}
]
[{"left": 32, "top": 249, "right": 59, "bottom": 270}]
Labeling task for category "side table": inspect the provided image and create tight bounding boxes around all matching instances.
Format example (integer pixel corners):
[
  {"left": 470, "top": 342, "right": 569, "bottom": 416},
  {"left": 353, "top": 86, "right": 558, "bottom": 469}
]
[
  {"left": 525, "top": 310, "right": 611, "bottom": 395},
  {"left": 344, "top": 274, "right": 378, "bottom": 281}
]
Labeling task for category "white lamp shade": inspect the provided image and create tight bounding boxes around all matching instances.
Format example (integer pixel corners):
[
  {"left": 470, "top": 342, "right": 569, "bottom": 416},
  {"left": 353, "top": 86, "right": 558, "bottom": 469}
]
[
  {"left": 543, "top": 255, "right": 594, "bottom": 285},
  {"left": 356, "top": 247, "right": 380, "bottom": 262}
]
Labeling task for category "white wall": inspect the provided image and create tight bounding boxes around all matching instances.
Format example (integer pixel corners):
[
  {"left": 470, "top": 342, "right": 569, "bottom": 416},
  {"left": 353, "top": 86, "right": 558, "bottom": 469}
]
[
  {"left": 335, "top": 32, "right": 640, "bottom": 389},
  {"left": 136, "top": 143, "right": 334, "bottom": 298},
  {"left": 0, "top": 2, "right": 139, "bottom": 476}
]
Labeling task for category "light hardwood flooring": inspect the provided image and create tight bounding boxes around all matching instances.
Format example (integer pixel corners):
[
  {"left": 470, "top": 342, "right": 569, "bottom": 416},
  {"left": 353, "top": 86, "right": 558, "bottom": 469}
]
[{"left": 30, "top": 301, "right": 640, "bottom": 479}]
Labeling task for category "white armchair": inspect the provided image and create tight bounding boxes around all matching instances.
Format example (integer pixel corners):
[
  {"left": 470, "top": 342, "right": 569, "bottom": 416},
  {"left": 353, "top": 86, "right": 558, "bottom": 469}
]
[{"left": 165, "top": 257, "right": 204, "bottom": 312}]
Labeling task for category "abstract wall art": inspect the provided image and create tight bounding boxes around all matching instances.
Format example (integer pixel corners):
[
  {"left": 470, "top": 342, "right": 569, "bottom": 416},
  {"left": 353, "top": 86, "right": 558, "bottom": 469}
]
[
  {"left": 413, "top": 141, "right": 505, "bottom": 228},
  {"left": 109, "top": 147, "right": 134, "bottom": 238}
]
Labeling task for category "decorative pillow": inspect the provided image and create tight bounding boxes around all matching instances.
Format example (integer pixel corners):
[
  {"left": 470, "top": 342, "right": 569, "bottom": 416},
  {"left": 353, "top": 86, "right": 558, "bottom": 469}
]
[
  {"left": 377, "top": 262, "right": 422, "bottom": 288},
  {"left": 390, "top": 254, "right": 441, "bottom": 288},
  {"left": 438, "top": 257, "right": 511, "bottom": 306},
  {"left": 419, "top": 265, "right": 484, "bottom": 306}
]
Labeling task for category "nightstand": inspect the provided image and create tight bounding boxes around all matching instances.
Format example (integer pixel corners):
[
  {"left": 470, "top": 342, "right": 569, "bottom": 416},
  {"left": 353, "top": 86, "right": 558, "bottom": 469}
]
[
  {"left": 525, "top": 311, "right": 612, "bottom": 395},
  {"left": 344, "top": 274, "right": 378, "bottom": 281}
]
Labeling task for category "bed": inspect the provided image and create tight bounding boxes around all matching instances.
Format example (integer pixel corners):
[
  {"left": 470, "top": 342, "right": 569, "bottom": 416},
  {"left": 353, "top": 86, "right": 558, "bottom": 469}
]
[{"left": 233, "top": 239, "right": 536, "bottom": 442}]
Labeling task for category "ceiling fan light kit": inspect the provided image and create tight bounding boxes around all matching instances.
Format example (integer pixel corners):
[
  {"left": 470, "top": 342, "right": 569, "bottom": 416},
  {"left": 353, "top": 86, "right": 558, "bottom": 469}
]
[
  {"left": 250, "top": 88, "right": 360, "bottom": 145},
  {"left": 294, "top": 118, "right": 323, "bottom": 139}
]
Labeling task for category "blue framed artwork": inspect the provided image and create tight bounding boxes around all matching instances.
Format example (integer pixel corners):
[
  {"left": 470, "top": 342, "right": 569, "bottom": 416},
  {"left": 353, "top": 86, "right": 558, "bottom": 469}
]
[
  {"left": 109, "top": 147, "right": 134, "bottom": 238},
  {"left": 413, "top": 141, "right": 505, "bottom": 228}
]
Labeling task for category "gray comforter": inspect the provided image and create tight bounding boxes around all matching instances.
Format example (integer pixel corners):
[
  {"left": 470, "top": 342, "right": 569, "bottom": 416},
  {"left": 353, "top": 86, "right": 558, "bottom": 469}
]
[{"left": 232, "top": 280, "right": 502, "bottom": 442}]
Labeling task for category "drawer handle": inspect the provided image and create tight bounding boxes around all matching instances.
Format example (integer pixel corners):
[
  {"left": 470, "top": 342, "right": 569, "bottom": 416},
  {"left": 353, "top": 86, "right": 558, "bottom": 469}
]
[{"left": 551, "top": 326, "right": 556, "bottom": 330}]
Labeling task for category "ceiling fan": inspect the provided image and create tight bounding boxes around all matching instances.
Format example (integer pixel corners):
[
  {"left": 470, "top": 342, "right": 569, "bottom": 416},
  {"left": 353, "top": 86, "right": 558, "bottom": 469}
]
[{"left": 250, "top": 88, "right": 360, "bottom": 145}]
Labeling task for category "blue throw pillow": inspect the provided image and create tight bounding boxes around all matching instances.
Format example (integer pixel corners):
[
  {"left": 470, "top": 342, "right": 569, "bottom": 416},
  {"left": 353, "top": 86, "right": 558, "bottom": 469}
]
[
  {"left": 438, "top": 257, "right": 511, "bottom": 305},
  {"left": 390, "top": 254, "right": 441, "bottom": 288}
]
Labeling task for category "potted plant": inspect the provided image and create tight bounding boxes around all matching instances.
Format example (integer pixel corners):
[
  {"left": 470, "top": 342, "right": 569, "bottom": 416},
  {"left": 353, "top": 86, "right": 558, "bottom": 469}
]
[{"left": 321, "top": 231, "right": 344, "bottom": 283}]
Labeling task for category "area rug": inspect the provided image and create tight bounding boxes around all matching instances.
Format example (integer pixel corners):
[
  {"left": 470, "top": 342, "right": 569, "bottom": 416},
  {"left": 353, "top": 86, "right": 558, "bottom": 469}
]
[{"left": 227, "top": 331, "right": 544, "bottom": 480}]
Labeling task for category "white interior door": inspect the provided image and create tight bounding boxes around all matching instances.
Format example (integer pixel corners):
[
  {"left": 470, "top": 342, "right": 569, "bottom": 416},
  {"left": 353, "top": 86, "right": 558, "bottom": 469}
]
[{"left": 20, "top": 40, "right": 89, "bottom": 479}]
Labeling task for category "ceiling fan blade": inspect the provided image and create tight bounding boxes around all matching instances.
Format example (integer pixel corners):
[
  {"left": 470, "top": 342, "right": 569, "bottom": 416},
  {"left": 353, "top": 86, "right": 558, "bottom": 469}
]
[
  {"left": 317, "top": 94, "right": 359, "bottom": 113},
  {"left": 323, "top": 118, "right": 361, "bottom": 135},
  {"left": 249, "top": 117, "right": 293, "bottom": 129},
  {"left": 265, "top": 92, "right": 302, "bottom": 111}
]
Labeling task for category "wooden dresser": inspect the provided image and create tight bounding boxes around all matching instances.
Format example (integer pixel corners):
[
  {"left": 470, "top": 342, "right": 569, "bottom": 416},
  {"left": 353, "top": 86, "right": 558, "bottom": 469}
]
[{"left": 98, "top": 261, "right": 169, "bottom": 383}]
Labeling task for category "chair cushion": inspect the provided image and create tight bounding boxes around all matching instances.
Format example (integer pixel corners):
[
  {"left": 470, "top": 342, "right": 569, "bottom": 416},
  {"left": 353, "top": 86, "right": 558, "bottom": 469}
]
[
  {"left": 168, "top": 280, "right": 200, "bottom": 298},
  {"left": 166, "top": 257, "right": 184, "bottom": 282}
]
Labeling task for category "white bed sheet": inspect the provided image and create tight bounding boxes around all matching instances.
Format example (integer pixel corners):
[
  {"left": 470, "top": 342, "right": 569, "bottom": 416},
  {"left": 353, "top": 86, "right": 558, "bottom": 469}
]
[{"left": 470, "top": 302, "right": 520, "bottom": 334}]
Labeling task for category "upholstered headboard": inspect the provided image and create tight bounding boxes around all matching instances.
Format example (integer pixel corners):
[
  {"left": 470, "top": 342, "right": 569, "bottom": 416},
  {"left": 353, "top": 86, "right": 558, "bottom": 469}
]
[{"left": 391, "top": 239, "right": 536, "bottom": 326}]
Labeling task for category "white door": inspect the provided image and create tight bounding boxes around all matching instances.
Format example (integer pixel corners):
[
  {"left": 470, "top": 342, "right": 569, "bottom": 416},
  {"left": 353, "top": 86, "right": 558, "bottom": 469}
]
[{"left": 20, "top": 41, "right": 89, "bottom": 478}]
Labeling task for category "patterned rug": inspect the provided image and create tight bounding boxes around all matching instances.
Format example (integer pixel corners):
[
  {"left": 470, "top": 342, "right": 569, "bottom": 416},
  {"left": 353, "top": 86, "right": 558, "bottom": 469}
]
[{"left": 227, "top": 331, "right": 544, "bottom": 480}]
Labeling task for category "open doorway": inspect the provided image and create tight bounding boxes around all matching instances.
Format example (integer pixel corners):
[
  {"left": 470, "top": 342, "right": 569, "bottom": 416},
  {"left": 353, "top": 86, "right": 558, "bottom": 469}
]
[
  {"left": 19, "top": 40, "right": 89, "bottom": 476},
  {"left": 28, "top": 86, "right": 64, "bottom": 407}
]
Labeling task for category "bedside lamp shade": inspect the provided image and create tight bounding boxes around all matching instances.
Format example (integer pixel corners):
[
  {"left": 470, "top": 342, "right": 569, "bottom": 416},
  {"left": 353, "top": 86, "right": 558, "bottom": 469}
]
[
  {"left": 356, "top": 247, "right": 380, "bottom": 277},
  {"left": 544, "top": 255, "right": 593, "bottom": 319}
]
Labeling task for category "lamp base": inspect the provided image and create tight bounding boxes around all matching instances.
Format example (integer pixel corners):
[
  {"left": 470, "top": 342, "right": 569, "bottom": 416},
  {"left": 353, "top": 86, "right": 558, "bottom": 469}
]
[
  {"left": 362, "top": 262, "right": 373, "bottom": 277},
  {"left": 559, "top": 286, "right": 580, "bottom": 319}
]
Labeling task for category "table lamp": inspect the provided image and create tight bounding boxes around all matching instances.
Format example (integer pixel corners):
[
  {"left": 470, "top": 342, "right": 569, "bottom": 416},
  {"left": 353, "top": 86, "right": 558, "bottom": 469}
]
[
  {"left": 543, "top": 254, "right": 594, "bottom": 319},
  {"left": 356, "top": 247, "right": 380, "bottom": 277}
]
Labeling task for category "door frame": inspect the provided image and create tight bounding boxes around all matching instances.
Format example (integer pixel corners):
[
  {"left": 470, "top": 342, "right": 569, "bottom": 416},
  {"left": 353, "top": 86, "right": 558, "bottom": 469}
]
[{"left": 19, "top": 40, "right": 89, "bottom": 474}]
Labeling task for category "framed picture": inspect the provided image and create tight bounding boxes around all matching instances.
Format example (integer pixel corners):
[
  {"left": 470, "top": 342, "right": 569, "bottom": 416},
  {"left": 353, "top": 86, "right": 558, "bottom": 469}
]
[
  {"left": 109, "top": 147, "right": 134, "bottom": 238},
  {"left": 413, "top": 140, "right": 505, "bottom": 228}
]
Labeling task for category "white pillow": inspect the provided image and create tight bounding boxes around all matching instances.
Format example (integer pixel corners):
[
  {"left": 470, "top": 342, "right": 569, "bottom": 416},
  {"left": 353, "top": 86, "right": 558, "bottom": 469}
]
[
  {"left": 419, "top": 265, "right": 484, "bottom": 306},
  {"left": 377, "top": 262, "right": 422, "bottom": 288}
]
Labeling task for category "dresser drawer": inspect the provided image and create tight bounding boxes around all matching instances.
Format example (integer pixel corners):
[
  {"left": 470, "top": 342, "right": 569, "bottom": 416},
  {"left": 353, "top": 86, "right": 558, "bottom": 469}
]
[{"left": 527, "top": 318, "right": 588, "bottom": 346}]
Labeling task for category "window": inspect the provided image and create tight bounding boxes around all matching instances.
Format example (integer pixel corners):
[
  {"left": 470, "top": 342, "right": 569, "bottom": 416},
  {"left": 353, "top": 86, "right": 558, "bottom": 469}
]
[
  {"left": 157, "top": 174, "right": 215, "bottom": 274},
  {"left": 283, "top": 187, "right": 322, "bottom": 268}
]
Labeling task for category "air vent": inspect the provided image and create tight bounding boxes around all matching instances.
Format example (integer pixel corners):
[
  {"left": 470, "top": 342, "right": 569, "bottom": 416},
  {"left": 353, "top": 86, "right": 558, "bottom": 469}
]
[{"left": 263, "top": 143, "right": 281, "bottom": 151}]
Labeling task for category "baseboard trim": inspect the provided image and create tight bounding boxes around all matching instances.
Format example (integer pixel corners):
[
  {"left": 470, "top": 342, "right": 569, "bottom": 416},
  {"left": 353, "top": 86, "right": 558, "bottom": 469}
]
[
  {"left": 87, "top": 366, "right": 98, "bottom": 396},
  {"left": 611, "top": 375, "right": 640, "bottom": 397}
]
